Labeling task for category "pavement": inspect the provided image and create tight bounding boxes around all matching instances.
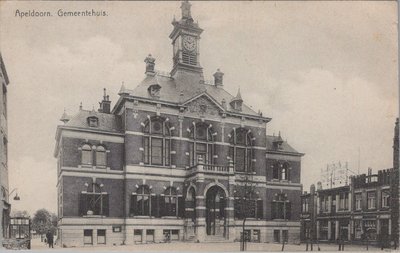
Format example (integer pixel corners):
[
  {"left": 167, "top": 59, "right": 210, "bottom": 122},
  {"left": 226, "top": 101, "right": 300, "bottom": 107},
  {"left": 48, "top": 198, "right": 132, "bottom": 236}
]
[{"left": 28, "top": 238, "right": 394, "bottom": 252}]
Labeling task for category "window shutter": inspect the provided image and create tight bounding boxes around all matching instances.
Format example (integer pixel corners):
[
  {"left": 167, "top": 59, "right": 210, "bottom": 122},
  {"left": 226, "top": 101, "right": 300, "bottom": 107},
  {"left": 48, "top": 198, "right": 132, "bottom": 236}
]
[
  {"left": 130, "top": 195, "right": 137, "bottom": 217},
  {"left": 79, "top": 193, "right": 87, "bottom": 216},
  {"left": 178, "top": 196, "right": 185, "bottom": 218},
  {"left": 257, "top": 200, "right": 263, "bottom": 219},
  {"left": 159, "top": 196, "right": 166, "bottom": 217},
  {"left": 102, "top": 194, "right": 109, "bottom": 216},
  {"left": 285, "top": 202, "right": 291, "bottom": 220},
  {"left": 151, "top": 195, "right": 158, "bottom": 217}
]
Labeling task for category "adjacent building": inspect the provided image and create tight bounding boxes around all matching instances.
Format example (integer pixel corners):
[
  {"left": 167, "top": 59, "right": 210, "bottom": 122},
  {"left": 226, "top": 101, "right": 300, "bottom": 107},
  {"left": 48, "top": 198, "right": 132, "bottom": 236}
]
[
  {"left": 55, "top": 1, "right": 304, "bottom": 247},
  {"left": 0, "top": 53, "right": 11, "bottom": 243},
  {"left": 301, "top": 119, "right": 400, "bottom": 246}
]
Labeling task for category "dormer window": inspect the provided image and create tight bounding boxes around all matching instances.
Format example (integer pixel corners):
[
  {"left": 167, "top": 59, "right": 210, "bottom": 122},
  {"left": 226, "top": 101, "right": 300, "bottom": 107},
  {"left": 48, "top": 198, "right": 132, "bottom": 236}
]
[
  {"left": 148, "top": 84, "right": 161, "bottom": 98},
  {"left": 87, "top": 116, "right": 99, "bottom": 127}
]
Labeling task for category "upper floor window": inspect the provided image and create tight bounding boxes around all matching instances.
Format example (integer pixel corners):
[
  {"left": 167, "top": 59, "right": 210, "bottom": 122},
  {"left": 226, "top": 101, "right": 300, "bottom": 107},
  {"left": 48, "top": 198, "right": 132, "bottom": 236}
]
[
  {"left": 188, "top": 122, "right": 216, "bottom": 166},
  {"left": 79, "top": 183, "right": 109, "bottom": 216},
  {"left": 320, "top": 195, "right": 329, "bottom": 213},
  {"left": 81, "top": 144, "right": 92, "bottom": 165},
  {"left": 96, "top": 146, "right": 107, "bottom": 167},
  {"left": 381, "top": 190, "right": 390, "bottom": 208},
  {"left": 143, "top": 116, "right": 171, "bottom": 166},
  {"left": 302, "top": 198, "right": 309, "bottom": 213},
  {"left": 229, "top": 128, "right": 254, "bottom": 173},
  {"left": 355, "top": 193, "right": 362, "bottom": 210},
  {"left": 272, "top": 161, "right": 291, "bottom": 181},
  {"left": 271, "top": 193, "right": 291, "bottom": 220},
  {"left": 339, "top": 192, "right": 349, "bottom": 210},
  {"left": 367, "top": 191, "right": 376, "bottom": 209}
]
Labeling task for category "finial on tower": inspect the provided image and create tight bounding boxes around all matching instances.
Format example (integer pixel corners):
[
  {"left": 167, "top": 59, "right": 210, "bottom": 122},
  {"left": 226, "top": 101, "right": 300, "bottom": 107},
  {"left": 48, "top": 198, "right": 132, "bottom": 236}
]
[{"left": 181, "top": 0, "right": 193, "bottom": 21}]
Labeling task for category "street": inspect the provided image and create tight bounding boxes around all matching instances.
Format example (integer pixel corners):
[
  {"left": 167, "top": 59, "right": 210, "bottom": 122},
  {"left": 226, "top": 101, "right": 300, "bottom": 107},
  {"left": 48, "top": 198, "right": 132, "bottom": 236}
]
[{"left": 29, "top": 238, "right": 393, "bottom": 252}]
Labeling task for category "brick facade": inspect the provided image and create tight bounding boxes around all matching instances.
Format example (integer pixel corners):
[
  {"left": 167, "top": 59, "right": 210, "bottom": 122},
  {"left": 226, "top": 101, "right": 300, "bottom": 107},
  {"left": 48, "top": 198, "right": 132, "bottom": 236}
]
[{"left": 55, "top": 1, "right": 304, "bottom": 247}]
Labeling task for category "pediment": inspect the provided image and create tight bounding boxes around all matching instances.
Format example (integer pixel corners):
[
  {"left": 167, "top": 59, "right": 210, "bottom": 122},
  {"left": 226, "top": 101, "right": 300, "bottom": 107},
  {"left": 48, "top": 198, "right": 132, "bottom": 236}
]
[{"left": 182, "top": 93, "right": 224, "bottom": 116}]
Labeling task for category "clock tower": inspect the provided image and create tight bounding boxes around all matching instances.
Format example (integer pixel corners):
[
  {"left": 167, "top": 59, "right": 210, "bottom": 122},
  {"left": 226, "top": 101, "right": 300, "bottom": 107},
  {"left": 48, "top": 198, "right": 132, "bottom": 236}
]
[{"left": 170, "top": 1, "right": 203, "bottom": 77}]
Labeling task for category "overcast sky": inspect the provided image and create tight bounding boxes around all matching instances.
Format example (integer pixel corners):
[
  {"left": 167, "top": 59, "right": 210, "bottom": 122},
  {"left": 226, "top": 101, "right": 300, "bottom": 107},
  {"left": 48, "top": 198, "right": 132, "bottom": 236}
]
[{"left": 0, "top": 1, "right": 398, "bottom": 215}]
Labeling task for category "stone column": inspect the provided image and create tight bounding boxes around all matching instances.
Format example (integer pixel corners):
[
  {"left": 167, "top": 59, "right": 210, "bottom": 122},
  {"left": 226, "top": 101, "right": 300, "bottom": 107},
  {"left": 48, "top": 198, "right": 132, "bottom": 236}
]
[
  {"left": 336, "top": 194, "right": 339, "bottom": 213},
  {"left": 195, "top": 180, "right": 206, "bottom": 242},
  {"left": 348, "top": 223, "right": 351, "bottom": 241},
  {"left": 316, "top": 221, "right": 320, "bottom": 240},
  {"left": 226, "top": 159, "right": 236, "bottom": 241}
]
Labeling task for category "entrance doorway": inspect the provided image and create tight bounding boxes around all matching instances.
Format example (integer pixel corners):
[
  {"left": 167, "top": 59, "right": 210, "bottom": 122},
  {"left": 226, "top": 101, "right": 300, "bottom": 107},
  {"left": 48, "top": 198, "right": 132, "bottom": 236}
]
[{"left": 205, "top": 186, "right": 226, "bottom": 236}]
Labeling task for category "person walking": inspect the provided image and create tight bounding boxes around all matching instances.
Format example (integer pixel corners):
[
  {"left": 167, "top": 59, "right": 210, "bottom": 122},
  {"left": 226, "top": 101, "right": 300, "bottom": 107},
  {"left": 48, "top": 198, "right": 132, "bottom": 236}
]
[{"left": 46, "top": 230, "right": 54, "bottom": 248}]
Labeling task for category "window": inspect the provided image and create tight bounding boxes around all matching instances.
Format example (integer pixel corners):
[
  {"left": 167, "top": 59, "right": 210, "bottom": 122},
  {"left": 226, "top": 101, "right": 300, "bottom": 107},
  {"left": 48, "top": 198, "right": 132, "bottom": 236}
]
[
  {"left": 302, "top": 198, "right": 309, "bottom": 213},
  {"left": 354, "top": 220, "right": 362, "bottom": 239},
  {"left": 146, "top": 229, "right": 155, "bottom": 243},
  {"left": 81, "top": 144, "right": 92, "bottom": 165},
  {"left": 319, "top": 221, "right": 328, "bottom": 240},
  {"left": 97, "top": 229, "right": 106, "bottom": 244},
  {"left": 136, "top": 185, "right": 151, "bottom": 216},
  {"left": 84, "top": 229, "right": 93, "bottom": 245},
  {"left": 134, "top": 229, "right": 142, "bottom": 243},
  {"left": 272, "top": 161, "right": 291, "bottom": 181},
  {"left": 87, "top": 116, "right": 99, "bottom": 127},
  {"left": 355, "top": 193, "right": 362, "bottom": 210},
  {"left": 164, "top": 187, "right": 178, "bottom": 216},
  {"left": 79, "top": 183, "right": 109, "bottom": 216},
  {"left": 364, "top": 220, "right": 377, "bottom": 240},
  {"left": 271, "top": 193, "right": 291, "bottom": 220},
  {"left": 96, "top": 146, "right": 107, "bottom": 167},
  {"left": 282, "top": 230, "right": 288, "bottom": 243},
  {"left": 274, "top": 230, "right": 280, "bottom": 243},
  {"left": 320, "top": 195, "right": 329, "bottom": 213},
  {"left": 339, "top": 192, "right": 349, "bottom": 210},
  {"left": 234, "top": 190, "right": 263, "bottom": 220},
  {"left": 381, "top": 190, "right": 390, "bottom": 208},
  {"left": 143, "top": 117, "right": 171, "bottom": 166},
  {"left": 229, "top": 128, "right": 254, "bottom": 173},
  {"left": 188, "top": 123, "right": 215, "bottom": 166},
  {"left": 112, "top": 226, "right": 121, "bottom": 233},
  {"left": 367, "top": 191, "right": 376, "bottom": 209}
]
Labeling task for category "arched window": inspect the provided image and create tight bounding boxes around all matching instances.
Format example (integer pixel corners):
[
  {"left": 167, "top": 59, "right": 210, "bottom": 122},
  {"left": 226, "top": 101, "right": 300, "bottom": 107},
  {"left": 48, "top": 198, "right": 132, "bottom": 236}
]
[
  {"left": 81, "top": 144, "right": 92, "bottom": 165},
  {"left": 188, "top": 122, "right": 216, "bottom": 166},
  {"left": 79, "top": 183, "right": 109, "bottom": 216},
  {"left": 143, "top": 117, "right": 171, "bottom": 166},
  {"left": 96, "top": 146, "right": 107, "bottom": 167},
  {"left": 272, "top": 161, "right": 291, "bottom": 181},
  {"left": 229, "top": 128, "right": 254, "bottom": 172},
  {"left": 164, "top": 187, "right": 178, "bottom": 216}
]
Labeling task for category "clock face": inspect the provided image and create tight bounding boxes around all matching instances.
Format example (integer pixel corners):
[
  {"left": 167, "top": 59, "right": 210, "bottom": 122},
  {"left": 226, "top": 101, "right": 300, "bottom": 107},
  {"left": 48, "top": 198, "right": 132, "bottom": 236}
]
[{"left": 183, "top": 36, "right": 196, "bottom": 51}]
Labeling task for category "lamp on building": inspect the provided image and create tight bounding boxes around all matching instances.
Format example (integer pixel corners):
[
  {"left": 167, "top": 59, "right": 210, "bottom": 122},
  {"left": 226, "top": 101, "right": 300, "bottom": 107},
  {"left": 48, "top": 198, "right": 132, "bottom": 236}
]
[{"left": 8, "top": 188, "right": 20, "bottom": 201}]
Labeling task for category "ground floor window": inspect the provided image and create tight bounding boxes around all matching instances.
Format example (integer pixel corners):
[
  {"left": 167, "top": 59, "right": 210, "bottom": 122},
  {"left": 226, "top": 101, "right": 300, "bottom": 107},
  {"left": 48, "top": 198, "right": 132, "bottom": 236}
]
[
  {"left": 146, "top": 230, "right": 155, "bottom": 243},
  {"left": 97, "top": 229, "right": 106, "bottom": 244},
  {"left": 134, "top": 229, "right": 142, "bottom": 243},
  {"left": 163, "top": 230, "right": 179, "bottom": 241},
  {"left": 354, "top": 220, "right": 362, "bottom": 239},
  {"left": 364, "top": 220, "right": 377, "bottom": 241},
  {"left": 83, "top": 229, "right": 93, "bottom": 245},
  {"left": 274, "top": 230, "right": 280, "bottom": 243},
  {"left": 282, "top": 230, "right": 288, "bottom": 243},
  {"left": 319, "top": 221, "right": 328, "bottom": 240},
  {"left": 252, "top": 230, "right": 260, "bottom": 242}
]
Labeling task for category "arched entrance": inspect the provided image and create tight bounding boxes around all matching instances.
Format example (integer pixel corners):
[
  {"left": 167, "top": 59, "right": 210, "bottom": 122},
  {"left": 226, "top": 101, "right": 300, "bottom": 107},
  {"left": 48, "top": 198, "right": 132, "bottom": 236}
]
[{"left": 205, "top": 185, "right": 226, "bottom": 236}]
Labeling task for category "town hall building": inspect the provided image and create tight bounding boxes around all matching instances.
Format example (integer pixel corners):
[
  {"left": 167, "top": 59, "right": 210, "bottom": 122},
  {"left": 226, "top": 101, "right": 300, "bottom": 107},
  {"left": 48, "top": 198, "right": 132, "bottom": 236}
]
[{"left": 55, "top": 1, "right": 304, "bottom": 247}]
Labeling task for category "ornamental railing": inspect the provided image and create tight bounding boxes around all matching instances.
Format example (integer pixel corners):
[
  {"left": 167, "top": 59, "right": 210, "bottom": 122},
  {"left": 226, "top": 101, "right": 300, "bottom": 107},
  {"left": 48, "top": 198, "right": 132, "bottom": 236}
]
[{"left": 188, "top": 157, "right": 234, "bottom": 175}]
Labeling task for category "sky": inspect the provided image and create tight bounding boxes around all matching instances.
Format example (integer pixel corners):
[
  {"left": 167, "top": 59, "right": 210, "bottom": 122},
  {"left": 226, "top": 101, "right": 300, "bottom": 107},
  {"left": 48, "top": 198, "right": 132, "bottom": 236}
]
[{"left": 0, "top": 1, "right": 398, "bottom": 215}]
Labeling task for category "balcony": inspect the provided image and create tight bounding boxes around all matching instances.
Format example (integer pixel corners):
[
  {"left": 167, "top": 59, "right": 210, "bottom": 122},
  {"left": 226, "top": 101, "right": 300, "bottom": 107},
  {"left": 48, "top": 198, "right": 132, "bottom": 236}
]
[{"left": 188, "top": 158, "right": 234, "bottom": 176}]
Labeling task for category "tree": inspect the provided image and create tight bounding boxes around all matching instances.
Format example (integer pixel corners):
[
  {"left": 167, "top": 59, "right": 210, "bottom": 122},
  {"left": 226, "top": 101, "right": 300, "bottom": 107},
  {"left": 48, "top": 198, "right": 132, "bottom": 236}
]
[
  {"left": 234, "top": 174, "right": 258, "bottom": 251},
  {"left": 32, "top": 209, "right": 57, "bottom": 236}
]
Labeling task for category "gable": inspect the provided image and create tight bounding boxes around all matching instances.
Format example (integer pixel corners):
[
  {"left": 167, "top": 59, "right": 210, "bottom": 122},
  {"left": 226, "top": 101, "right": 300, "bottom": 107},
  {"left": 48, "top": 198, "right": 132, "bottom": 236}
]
[{"left": 184, "top": 94, "right": 223, "bottom": 117}]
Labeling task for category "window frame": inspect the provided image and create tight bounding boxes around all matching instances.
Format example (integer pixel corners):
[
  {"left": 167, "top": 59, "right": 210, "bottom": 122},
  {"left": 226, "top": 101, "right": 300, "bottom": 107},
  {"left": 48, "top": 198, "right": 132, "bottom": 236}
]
[
  {"left": 229, "top": 128, "right": 254, "bottom": 173},
  {"left": 143, "top": 117, "right": 172, "bottom": 167}
]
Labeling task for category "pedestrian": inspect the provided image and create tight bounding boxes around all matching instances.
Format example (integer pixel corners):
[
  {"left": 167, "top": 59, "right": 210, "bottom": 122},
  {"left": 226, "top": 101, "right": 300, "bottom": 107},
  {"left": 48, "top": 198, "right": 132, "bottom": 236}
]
[{"left": 46, "top": 230, "right": 54, "bottom": 248}]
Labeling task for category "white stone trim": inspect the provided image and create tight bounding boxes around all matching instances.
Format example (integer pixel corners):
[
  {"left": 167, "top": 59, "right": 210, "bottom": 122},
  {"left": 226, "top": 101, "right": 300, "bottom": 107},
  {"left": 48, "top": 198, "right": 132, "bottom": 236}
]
[{"left": 61, "top": 130, "right": 124, "bottom": 143}]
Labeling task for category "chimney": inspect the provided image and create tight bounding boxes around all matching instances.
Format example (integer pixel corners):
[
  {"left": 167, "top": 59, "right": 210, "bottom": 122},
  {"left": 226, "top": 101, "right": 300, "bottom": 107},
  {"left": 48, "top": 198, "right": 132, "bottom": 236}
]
[
  {"left": 317, "top": 181, "right": 322, "bottom": 191},
  {"left": 144, "top": 54, "right": 156, "bottom": 76},
  {"left": 99, "top": 88, "right": 111, "bottom": 114},
  {"left": 213, "top": 69, "right": 224, "bottom": 87}
]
